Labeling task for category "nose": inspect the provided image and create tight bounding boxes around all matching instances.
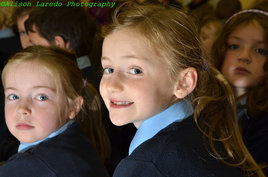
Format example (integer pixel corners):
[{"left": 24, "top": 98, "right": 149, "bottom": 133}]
[
  {"left": 25, "top": 39, "right": 34, "bottom": 48},
  {"left": 238, "top": 48, "right": 252, "bottom": 64},
  {"left": 106, "top": 72, "right": 124, "bottom": 93},
  {"left": 17, "top": 99, "right": 32, "bottom": 117}
]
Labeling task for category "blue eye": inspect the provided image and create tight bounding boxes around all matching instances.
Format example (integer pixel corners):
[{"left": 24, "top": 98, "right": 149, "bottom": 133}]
[
  {"left": 36, "top": 95, "right": 48, "bottom": 101},
  {"left": 256, "top": 48, "right": 267, "bottom": 56},
  {"left": 19, "top": 31, "right": 26, "bottom": 36},
  {"left": 7, "top": 94, "right": 19, "bottom": 100},
  {"left": 129, "top": 68, "right": 142, "bottom": 75},
  {"left": 103, "top": 68, "right": 114, "bottom": 74},
  {"left": 228, "top": 44, "right": 239, "bottom": 50}
]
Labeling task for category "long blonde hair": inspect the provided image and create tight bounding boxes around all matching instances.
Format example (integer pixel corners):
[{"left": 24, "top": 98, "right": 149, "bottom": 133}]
[
  {"left": 103, "top": 2, "right": 264, "bottom": 176},
  {"left": 1, "top": 45, "right": 110, "bottom": 166}
]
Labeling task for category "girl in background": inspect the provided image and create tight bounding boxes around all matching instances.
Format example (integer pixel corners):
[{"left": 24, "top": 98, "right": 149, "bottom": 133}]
[
  {"left": 100, "top": 2, "right": 265, "bottom": 177},
  {"left": 212, "top": 8, "right": 268, "bottom": 175}
]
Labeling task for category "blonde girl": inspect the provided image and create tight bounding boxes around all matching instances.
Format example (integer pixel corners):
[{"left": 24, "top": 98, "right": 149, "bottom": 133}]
[
  {"left": 100, "top": 2, "right": 265, "bottom": 177},
  {"left": 0, "top": 46, "right": 110, "bottom": 177}
]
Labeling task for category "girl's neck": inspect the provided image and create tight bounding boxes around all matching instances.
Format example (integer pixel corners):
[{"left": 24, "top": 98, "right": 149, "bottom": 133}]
[{"left": 234, "top": 87, "right": 247, "bottom": 98}]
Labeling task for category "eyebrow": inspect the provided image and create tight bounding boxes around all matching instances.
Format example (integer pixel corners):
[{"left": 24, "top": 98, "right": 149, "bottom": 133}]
[
  {"left": 5, "top": 86, "right": 56, "bottom": 92},
  {"left": 228, "top": 36, "right": 266, "bottom": 44},
  {"left": 101, "top": 55, "right": 151, "bottom": 62}
]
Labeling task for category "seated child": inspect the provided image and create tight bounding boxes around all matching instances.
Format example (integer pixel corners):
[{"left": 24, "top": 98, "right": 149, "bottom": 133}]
[
  {"left": 24, "top": 7, "right": 99, "bottom": 89},
  {"left": 212, "top": 8, "right": 268, "bottom": 175},
  {"left": 0, "top": 46, "right": 109, "bottom": 177},
  {"left": 199, "top": 15, "right": 223, "bottom": 57},
  {"left": 14, "top": 6, "right": 33, "bottom": 49},
  {"left": 100, "top": 2, "right": 265, "bottom": 177}
]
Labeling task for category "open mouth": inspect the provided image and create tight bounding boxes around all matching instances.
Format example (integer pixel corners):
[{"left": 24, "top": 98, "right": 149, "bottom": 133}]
[{"left": 110, "top": 100, "right": 134, "bottom": 107}]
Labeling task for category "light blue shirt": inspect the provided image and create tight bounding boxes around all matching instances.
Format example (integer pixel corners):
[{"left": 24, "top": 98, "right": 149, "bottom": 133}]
[
  {"left": 77, "top": 55, "right": 91, "bottom": 70},
  {"left": 129, "top": 100, "right": 193, "bottom": 155},
  {"left": 18, "top": 120, "right": 74, "bottom": 153},
  {"left": 0, "top": 29, "right": 15, "bottom": 39}
]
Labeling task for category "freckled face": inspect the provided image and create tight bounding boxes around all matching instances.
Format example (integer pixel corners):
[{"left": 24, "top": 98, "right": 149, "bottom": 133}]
[
  {"left": 4, "top": 61, "right": 67, "bottom": 143},
  {"left": 100, "top": 28, "right": 178, "bottom": 128},
  {"left": 221, "top": 21, "right": 267, "bottom": 97}
]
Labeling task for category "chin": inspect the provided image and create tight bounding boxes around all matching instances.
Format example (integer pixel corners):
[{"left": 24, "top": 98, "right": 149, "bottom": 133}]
[
  {"left": 18, "top": 136, "right": 41, "bottom": 144},
  {"left": 110, "top": 117, "right": 129, "bottom": 126},
  {"left": 18, "top": 138, "right": 35, "bottom": 144},
  {"left": 231, "top": 80, "right": 252, "bottom": 89}
]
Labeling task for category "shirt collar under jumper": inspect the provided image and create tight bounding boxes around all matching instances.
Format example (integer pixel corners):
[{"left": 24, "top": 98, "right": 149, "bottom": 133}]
[
  {"left": 0, "top": 29, "right": 15, "bottom": 39},
  {"left": 129, "top": 100, "right": 193, "bottom": 155},
  {"left": 76, "top": 55, "right": 91, "bottom": 70}
]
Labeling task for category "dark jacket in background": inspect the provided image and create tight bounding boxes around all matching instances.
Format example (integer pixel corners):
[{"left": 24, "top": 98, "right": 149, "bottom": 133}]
[
  {"left": 0, "top": 32, "right": 22, "bottom": 161},
  {"left": 240, "top": 112, "right": 268, "bottom": 175}
]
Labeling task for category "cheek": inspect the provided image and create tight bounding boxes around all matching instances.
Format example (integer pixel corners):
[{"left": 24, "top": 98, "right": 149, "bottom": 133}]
[
  {"left": 253, "top": 62, "right": 266, "bottom": 81},
  {"left": 4, "top": 106, "right": 15, "bottom": 131},
  {"left": 221, "top": 54, "right": 233, "bottom": 73},
  {"left": 99, "top": 79, "right": 106, "bottom": 100},
  {"left": 4, "top": 104, "right": 14, "bottom": 120},
  {"left": 38, "top": 114, "right": 61, "bottom": 133},
  {"left": 256, "top": 59, "right": 266, "bottom": 72}
]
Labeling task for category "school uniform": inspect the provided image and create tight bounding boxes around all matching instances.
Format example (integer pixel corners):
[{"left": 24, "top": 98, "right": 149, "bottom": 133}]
[
  {"left": 0, "top": 120, "right": 109, "bottom": 177},
  {"left": 0, "top": 29, "right": 21, "bottom": 69},
  {"left": 237, "top": 98, "right": 268, "bottom": 175},
  {"left": 77, "top": 55, "right": 100, "bottom": 89},
  {"left": 113, "top": 100, "right": 243, "bottom": 177},
  {"left": 77, "top": 55, "right": 137, "bottom": 174}
]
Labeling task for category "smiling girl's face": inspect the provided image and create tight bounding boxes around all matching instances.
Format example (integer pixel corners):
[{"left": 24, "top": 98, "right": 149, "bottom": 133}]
[
  {"left": 100, "top": 28, "right": 179, "bottom": 128},
  {"left": 221, "top": 20, "right": 267, "bottom": 97},
  {"left": 3, "top": 60, "right": 67, "bottom": 143}
]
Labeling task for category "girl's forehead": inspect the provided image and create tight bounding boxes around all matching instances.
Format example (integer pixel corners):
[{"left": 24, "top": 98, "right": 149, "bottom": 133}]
[
  {"left": 5, "top": 60, "right": 54, "bottom": 83},
  {"left": 234, "top": 19, "right": 262, "bottom": 30},
  {"left": 229, "top": 20, "right": 263, "bottom": 35}
]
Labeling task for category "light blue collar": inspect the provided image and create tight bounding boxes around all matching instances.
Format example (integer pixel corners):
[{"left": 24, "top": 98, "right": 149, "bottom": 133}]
[
  {"left": 76, "top": 55, "right": 91, "bottom": 70},
  {"left": 0, "top": 29, "right": 15, "bottom": 39},
  {"left": 18, "top": 120, "right": 74, "bottom": 153},
  {"left": 129, "top": 100, "right": 193, "bottom": 155}
]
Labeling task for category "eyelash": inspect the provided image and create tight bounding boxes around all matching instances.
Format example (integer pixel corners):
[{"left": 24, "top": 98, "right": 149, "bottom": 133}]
[
  {"left": 7, "top": 94, "right": 19, "bottom": 101},
  {"left": 129, "top": 68, "right": 143, "bottom": 75},
  {"left": 228, "top": 43, "right": 239, "bottom": 50},
  {"left": 227, "top": 43, "right": 267, "bottom": 56},
  {"left": 256, "top": 48, "right": 267, "bottom": 56},
  {"left": 36, "top": 95, "right": 48, "bottom": 101},
  {"left": 6, "top": 94, "right": 49, "bottom": 102},
  {"left": 103, "top": 67, "right": 143, "bottom": 75},
  {"left": 103, "top": 68, "right": 113, "bottom": 74}
]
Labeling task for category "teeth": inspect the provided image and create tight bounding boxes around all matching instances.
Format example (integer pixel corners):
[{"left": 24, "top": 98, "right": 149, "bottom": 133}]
[{"left": 113, "top": 101, "right": 132, "bottom": 105}]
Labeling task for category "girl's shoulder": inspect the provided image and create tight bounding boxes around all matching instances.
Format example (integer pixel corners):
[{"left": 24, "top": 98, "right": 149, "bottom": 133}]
[
  {"left": 125, "top": 117, "right": 243, "bottom": 177},
  {"left": 1, "top": 122, "right": 109, "bottom": 177}
]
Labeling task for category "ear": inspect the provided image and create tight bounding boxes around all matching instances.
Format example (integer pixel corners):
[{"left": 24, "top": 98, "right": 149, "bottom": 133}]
[
  {"left": 174, "top": 67, "right": 198, "bottom": 99},
  {"left": 68, "top": 96, "right": 84, "bottom": 119},
  {"left": 54, "top": 35, "right": 67, "bottom": 48}
]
